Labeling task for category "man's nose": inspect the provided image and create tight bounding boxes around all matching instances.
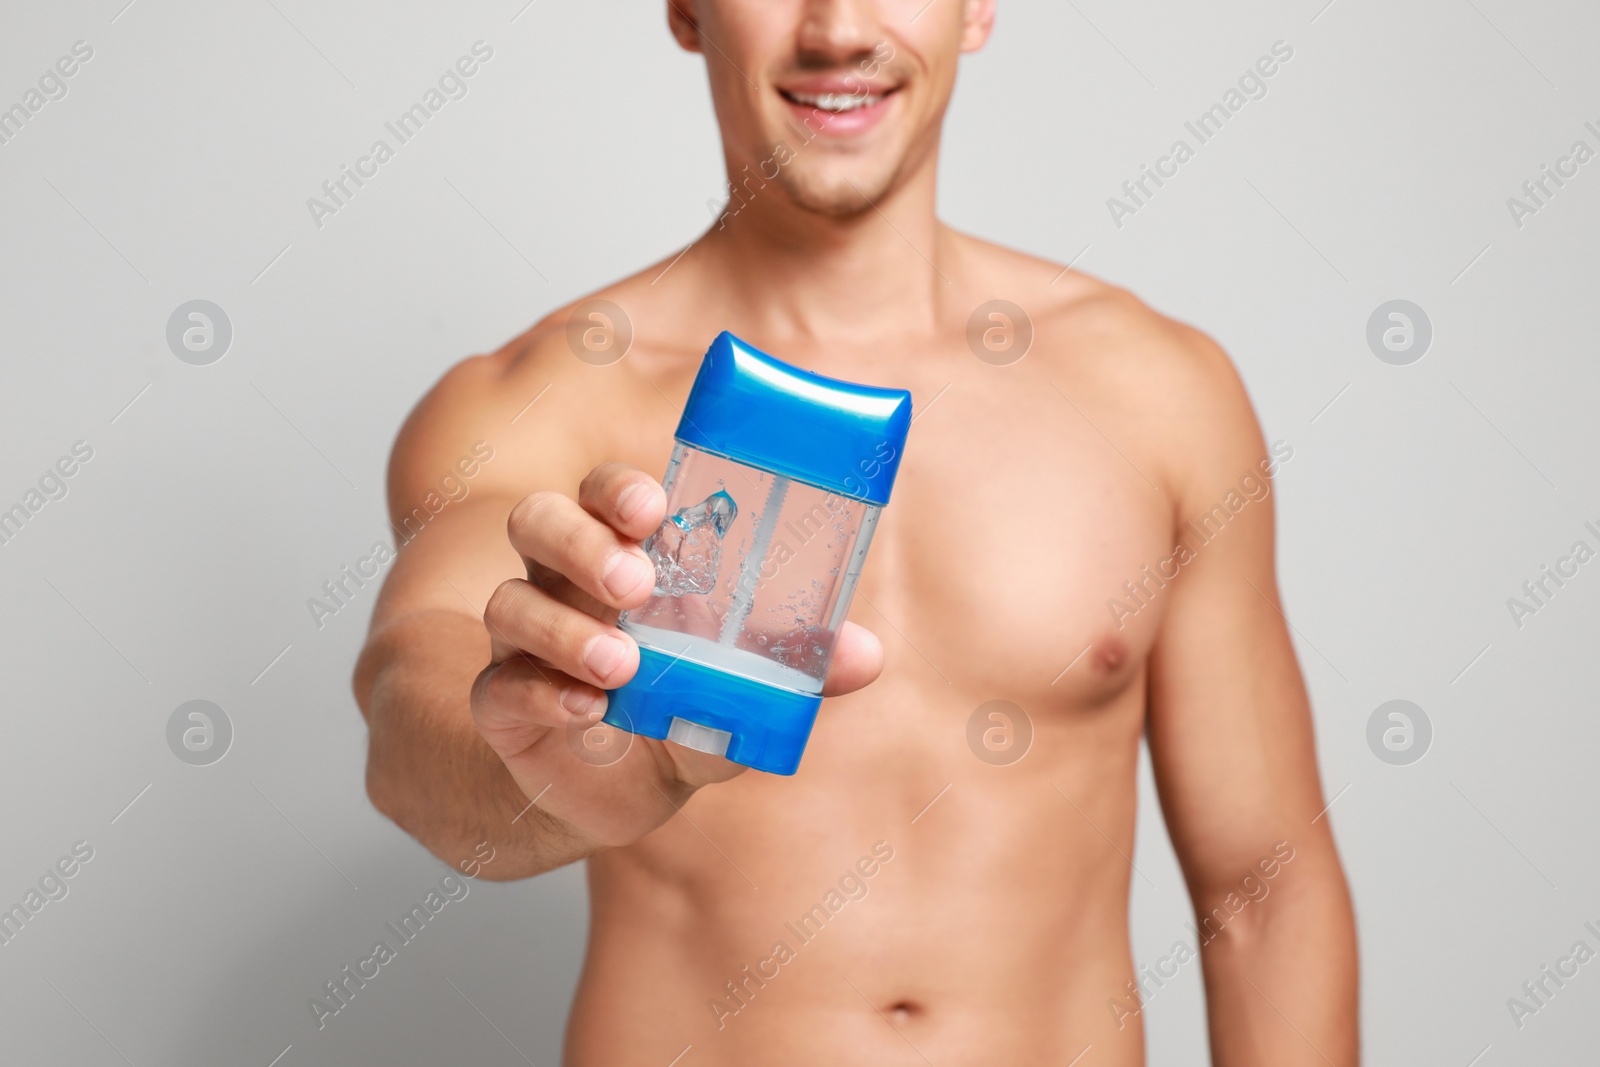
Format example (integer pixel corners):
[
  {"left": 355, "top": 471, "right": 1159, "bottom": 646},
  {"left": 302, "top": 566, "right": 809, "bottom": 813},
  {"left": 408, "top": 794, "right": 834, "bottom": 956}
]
[{"left": 796, "top": 0, "right": 884, "bottom": 62}]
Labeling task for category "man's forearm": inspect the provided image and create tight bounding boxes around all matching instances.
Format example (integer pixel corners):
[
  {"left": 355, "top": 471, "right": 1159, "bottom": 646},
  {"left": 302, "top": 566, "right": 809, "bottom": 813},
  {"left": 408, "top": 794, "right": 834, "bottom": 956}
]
[
  {"left": 1197, "top": 852, "right": 1359, "bottom": 1066},
  {"left": 355, "top": 609, "right": 601, "bottom": 880}
]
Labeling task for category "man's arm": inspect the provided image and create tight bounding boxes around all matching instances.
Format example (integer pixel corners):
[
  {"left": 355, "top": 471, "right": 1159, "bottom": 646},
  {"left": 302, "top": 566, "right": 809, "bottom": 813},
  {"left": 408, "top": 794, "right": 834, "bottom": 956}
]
[
  {"left": 356, "top": 597, "right": 603, "bottom": 879},
  {"left": 1144, "top": 327, "right": 1358, "bottom": 1064},
  {"left": 353, "top": 345, "right": 612, "bottom": 880}
]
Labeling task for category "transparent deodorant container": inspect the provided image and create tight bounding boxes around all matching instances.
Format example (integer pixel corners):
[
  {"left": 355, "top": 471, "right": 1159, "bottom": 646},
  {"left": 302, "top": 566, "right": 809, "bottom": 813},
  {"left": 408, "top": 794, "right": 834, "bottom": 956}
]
[{"left": 602, "top": 331, "right": 912, "bottom": 775}]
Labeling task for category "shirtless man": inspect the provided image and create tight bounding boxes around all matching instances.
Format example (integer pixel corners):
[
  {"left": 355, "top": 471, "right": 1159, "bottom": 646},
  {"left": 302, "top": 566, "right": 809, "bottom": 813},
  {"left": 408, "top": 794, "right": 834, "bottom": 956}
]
[{"left": 354, "top": 1, "right": 1358, "bottom": 1063}]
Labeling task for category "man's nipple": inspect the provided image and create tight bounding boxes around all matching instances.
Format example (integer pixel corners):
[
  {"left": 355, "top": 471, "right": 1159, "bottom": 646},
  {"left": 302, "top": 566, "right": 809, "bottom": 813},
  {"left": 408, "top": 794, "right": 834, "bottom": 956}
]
[{"left": 1091, "top": 635, "right": 1128, "bottom": 674}]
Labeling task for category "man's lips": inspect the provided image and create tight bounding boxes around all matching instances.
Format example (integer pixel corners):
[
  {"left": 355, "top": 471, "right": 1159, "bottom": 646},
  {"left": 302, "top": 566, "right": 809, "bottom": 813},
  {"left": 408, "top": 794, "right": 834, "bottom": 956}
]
[
  {"left": 777, "top": 84, "right": 900, "bottom": 135},
  {"left": 779, "top": 87, "right": 890, "bottom": 112}
]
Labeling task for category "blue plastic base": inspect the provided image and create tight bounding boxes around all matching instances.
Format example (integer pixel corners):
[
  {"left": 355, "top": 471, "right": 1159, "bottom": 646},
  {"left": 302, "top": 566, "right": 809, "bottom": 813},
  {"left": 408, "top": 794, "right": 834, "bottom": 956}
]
[{"left": 603, "top": 645, "right": 822, "bottom": 776}]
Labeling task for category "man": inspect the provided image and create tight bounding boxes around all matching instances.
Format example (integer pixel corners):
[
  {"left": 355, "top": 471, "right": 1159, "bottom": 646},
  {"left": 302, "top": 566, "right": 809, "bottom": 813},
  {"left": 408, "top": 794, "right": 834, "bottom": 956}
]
[{"left": 354, "top": 1, "right": 1359, "bottom": 1063}]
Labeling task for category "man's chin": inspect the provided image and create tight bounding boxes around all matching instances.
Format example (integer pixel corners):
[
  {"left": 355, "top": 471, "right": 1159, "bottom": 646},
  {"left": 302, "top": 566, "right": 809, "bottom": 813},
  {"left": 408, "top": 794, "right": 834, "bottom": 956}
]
[{"left": 780, "top": 168, "right": 899, "bottom": 218}]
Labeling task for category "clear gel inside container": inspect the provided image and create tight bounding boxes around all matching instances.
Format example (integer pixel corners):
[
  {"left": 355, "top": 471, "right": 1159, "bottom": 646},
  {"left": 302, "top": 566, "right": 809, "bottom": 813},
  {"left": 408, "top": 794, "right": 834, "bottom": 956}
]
[{"left": 621, "top": 442, "right": 879, "bottom": 698}]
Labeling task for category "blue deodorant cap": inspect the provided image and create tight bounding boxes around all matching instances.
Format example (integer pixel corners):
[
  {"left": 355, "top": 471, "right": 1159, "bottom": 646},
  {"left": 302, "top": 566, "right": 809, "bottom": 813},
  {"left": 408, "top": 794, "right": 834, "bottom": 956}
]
[{"left": 674, "top": 331, "right": 912, "bottom": 505}]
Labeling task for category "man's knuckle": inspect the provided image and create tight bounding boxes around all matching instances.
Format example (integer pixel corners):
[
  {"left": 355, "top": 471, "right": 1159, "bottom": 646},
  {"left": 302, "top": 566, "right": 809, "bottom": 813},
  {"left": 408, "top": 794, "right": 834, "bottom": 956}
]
[
  {"left": 578, "top": 465, "right": 609, "bottom": 499},
  {"left": 484, "top": 579, "right": 523, "bottom": 626},
  {"left": 554, "top": 515, "right": 595, "bottom": 564},
  {"left": 529, "top": 604, "right": 571, "bottom": 659},
  {"left": 469, "top": 668, "right": 495, "bottom": 715},
  {"left": 483, "top": 664, "right": 524, "bottom": 713},
  {"left": 509, "top": 491, "right": 558, "bottom": 535}
]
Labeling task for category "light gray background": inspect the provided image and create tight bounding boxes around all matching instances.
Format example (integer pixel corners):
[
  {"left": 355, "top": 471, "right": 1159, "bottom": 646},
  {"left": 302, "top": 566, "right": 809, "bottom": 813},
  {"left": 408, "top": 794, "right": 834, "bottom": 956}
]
[{"left": 1, "top": 0, "right": 1596, "bottom": 1064}]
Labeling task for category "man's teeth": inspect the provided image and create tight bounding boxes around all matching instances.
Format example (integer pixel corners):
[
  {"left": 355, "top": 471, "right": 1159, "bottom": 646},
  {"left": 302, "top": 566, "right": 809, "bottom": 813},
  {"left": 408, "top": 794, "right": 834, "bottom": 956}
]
[{"left": 787, "top": 91, "right": 883, "bottom": 112}]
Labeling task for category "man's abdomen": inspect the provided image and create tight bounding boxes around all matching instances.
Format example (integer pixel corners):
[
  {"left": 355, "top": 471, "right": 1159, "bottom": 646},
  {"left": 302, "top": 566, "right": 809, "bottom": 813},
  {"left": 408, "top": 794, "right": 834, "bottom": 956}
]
[{"left": 566, "top": 677, "right": 1151, "bottom": 1067}]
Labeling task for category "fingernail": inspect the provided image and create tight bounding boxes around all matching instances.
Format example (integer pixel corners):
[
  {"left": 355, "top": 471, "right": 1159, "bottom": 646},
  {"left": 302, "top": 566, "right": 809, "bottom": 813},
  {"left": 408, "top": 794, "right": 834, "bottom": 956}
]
[
  {"left": 616, "top": 483, "right": 653, "bottom": 522},
  {"left": 559, "top": 686, "right": 607, "bottom": 716},
  {"left": 583, "top": 634, "right": 629, "bottom": 682},
  {"left": 602, "top": 551, "right": 653, "bottom": 599}
]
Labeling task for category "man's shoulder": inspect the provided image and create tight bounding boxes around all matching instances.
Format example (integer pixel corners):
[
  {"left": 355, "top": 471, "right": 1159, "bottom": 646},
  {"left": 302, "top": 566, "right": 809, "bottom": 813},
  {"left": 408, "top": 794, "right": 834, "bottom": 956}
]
[
  {"left": 960, "top": 233, "right": 1266, "bottom": 492},
  {"left": 410, "top": 260, "right": 693, "bottom": 425},
  {"left": 385, "top": 268, "right": 681, "bottom": 502},
  {"left": 955, "top": 232, "right": 1223, "bottom": 367},
  {"left": 968, "top": 238, "right": 1238, "bottom": 398},
  {"left": 400, "top": 309, "right": 571, "bottom": 442}
]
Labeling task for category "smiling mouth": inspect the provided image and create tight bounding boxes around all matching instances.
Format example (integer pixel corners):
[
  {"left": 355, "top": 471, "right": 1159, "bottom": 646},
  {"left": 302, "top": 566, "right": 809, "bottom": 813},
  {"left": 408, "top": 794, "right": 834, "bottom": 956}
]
[{"left": 778, "top": 88, "right": 896, "bottom": 113}]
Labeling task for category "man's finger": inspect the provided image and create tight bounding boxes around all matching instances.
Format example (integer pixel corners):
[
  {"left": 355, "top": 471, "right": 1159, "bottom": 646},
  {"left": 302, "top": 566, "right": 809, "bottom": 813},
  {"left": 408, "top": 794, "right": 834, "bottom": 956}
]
[
  {"left": 484, "top": 578, "right": 639, "bottom": 689},
  {"left": 472, "top": 657, "right": 607, "bottom": 757},
  {"left": 508, "top": 491, "right": 656, "bottom": 612},
  {"left": 578, "top": 462, "right": 667, "bottom": 543},
  {"left": 821, "top": 620, "right": 884, "bottom": 697}
]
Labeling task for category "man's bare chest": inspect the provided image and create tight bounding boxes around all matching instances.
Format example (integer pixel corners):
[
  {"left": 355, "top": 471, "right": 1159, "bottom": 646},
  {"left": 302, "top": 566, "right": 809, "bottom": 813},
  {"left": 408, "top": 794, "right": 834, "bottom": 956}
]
[{"left": 847, "top": 375, "right": 1175, "bottom": 711}]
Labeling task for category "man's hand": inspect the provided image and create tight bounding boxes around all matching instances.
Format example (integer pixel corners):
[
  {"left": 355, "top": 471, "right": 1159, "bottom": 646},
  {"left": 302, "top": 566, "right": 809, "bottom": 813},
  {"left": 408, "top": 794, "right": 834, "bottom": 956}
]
[
  {"left": 356, "top": 345, "right": 883, "bottom": 879},
  {"left": 471, "top": 462, "right": 884, "bottom": 848}
]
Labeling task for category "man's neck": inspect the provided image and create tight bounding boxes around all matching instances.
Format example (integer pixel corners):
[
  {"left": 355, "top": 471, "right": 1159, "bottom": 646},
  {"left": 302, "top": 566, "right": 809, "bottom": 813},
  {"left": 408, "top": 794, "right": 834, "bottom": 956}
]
[{"left": 693, "top": 153, "right": 954, "bottom": 346}]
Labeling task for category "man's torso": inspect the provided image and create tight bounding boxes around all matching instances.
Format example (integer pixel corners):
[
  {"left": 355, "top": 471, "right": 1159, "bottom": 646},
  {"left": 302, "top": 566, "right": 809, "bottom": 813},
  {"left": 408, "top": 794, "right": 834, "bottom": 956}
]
[{"left": 449, "top": 233, "right": 1206, "bottom": 1065}]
